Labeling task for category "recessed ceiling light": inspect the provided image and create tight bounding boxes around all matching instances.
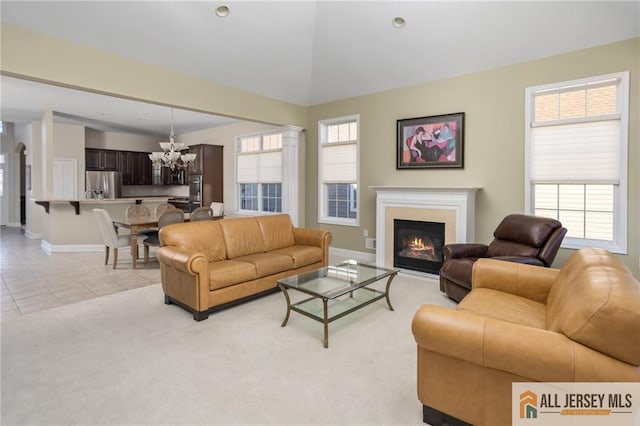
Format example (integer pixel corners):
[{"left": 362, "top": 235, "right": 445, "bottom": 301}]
[
  {"left": 216, "top": 5, "right": 230, "bottom": 17},
  {"left": 392, "top": 17, "right": 405, "bottom": 28}
]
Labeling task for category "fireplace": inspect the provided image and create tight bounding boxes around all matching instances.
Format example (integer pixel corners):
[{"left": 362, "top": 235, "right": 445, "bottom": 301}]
[{"left": 393, "top": 219, "right": 445, "bottom": 275}]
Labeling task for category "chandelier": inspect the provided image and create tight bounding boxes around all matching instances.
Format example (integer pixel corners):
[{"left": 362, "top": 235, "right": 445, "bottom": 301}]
[{"left": 148, "top": 109, "right": 197, "bottom": 170}]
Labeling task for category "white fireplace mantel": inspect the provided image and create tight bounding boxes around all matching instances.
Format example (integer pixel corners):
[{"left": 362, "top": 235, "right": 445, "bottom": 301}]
[{"left": 370, "top": 186, "right": 480, "bottom": 272}]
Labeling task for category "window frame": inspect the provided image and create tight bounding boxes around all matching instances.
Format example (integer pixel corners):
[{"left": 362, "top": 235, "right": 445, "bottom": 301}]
[
  {"left": 235, "top": 131, "right": 284, "bottom": 216},
  {"left": 524, "top": 71, "right": 629, "bottom": 254},
  {"left": 318, "top": 115, "right": 360, "bottom": 227}
]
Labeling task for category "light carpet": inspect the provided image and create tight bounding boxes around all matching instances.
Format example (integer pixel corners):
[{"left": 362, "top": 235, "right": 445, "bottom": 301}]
[{"left": 1, "top": 273, "right": 455, "bottom": 425}]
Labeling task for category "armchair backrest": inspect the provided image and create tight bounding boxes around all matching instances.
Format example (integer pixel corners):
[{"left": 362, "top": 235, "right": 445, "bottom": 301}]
[
  {"left": 546, "top": 248, "right": 640, "bottom": 366},
  {"left": 486, "top": 214, "right": 566, "bottom": 266}
]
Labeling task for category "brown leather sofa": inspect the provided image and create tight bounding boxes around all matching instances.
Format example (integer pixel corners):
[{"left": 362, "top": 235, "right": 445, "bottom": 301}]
[
  {"left": 439, "top": 214, "right": 567, "bottom": 302},
  {"left": 158, "top": 214, "right": 332, "bottom": 321},
  {"left": 413, "top": 248, "right": 640, "bottom": 426}
]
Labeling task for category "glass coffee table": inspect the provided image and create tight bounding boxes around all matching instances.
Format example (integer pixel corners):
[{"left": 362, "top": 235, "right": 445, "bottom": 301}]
[{"left": 277, "top": 260, "right": 399, "bottom": 348}]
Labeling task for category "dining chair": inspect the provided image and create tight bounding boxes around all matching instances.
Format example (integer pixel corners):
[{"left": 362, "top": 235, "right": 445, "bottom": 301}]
[
  {"left": 154, "top": 203, "right": 176, "bottom": 217},
  {"left": 126, "top": 204, "right": 151, "bottom": 219},
  {"left": 93, "top": 208, "right": 147, "bottom": 269},
  {"left": 190, "top": 206, "right": 213, "bottom": 221},
  {"left": 125, "top": 204, "right": 156, "bottom": 236},
  {"left": 143, "top": 209, "right": 185, "bottom": 263},
  {"left": 209, "top": 202, "right": 224, "bottom": 217}
]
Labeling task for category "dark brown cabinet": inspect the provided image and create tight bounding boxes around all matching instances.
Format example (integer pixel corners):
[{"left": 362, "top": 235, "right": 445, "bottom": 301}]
[
  {"left": 85, "top": 148, "right": 119, "bottom": 171},
  {"left": 188, "top": 144, "right": 223, "bottom": 208},
  {"left": 85, "top": 149, "right": 153, "bottom": 185},
  {"left": 120, "top": 151, "right": 153, "bottom": 185}
]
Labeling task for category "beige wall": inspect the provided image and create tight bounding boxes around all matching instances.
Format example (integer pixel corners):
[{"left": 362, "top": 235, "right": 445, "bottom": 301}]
[
  {"left": 85, "top": 128, "right": 159, "bottom": 152},
  {"left": 306, "top": 38, "right": 639, "bottom": 276},
  {"left": 53, "top": 122, "right": 85, "bottom": 198},
  {"left": 0, "top": 23, "right": 307, "bottom": 127},
  {"left": 177, "top": 121, "right": 281, "bottom": 215},
  {"left": 2, "top": 21, "right": 637, "bottom": 276}
]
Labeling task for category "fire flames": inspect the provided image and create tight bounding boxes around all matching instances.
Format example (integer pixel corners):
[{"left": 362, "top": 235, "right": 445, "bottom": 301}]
[{"left": 404, "top": 236, "right": 436, "bottom": 260}]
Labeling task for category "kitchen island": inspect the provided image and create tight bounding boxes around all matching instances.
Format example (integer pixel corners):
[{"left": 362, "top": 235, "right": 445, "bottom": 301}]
[{"left": 31, "top": 197, "right": 171, "bottom": 254}]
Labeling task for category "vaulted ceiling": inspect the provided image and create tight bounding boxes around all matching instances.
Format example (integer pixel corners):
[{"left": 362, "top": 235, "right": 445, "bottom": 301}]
[{"left": 1, "top": 1, "right": 638, "bottom": 135}]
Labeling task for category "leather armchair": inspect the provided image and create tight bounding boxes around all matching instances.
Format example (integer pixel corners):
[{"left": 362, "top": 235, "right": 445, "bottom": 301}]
[
  {"left": 439, "top": 214, "right": 567, "bottom": 301},
  {"left": 413, "top": 248, "right": 640, "bottom": 426}
]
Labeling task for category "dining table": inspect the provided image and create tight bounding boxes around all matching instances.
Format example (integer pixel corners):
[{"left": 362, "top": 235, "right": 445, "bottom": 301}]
[{"left": 112, "top": 216, "right": 162, "bottom": 269}]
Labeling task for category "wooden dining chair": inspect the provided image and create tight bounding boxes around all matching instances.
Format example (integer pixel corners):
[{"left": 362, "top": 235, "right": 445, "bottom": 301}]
[
  {"left": 126, "top": 204, "right": 156, "bottom": 237},
  {"left": 154, "top": 203, "right": 176, "bottom": 217},
  {"left": 93, "top": 208, "right": 147, "bottom": 269},
  {"left": 143, "top": 209, "right": 185, "bottom": 263},
  {"left": 190, "top": 207, "right": 213, "bottom": 221},
  {"left": 126, "top": 204, "right": 151, "bottom": 219}
]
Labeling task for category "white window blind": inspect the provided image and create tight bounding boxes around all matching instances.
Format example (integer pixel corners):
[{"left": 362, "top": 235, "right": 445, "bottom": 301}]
[
  {"left": 258, "top": 151, "right": 282, "bottom": 182},
  {"left": 322, "top": 144, "right": 357, "bottom": 183},
  {"left": 531, "top": 120, "right": 620, "bottom": 183},
  {"left": 237, "top": 152, "right": 282, "bottom": 183},
  {"left": 237, "top": 154, "right": 258, "bottom": 183}
]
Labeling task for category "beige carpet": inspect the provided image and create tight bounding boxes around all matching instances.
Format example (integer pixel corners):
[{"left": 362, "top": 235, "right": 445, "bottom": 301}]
[{"left": 1, "top": 273, "right": 455, "bottom": 425}]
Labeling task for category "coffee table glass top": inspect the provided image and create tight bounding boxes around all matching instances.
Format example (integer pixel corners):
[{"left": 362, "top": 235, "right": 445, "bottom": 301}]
[{"left": 277, "top": 260, "right": 399, "bottom": 299}]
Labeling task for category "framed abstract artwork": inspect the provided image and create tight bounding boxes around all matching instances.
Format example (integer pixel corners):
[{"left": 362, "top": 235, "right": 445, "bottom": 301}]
[{"left": 397, "top": 112, "right": 464, "bottom": 169}]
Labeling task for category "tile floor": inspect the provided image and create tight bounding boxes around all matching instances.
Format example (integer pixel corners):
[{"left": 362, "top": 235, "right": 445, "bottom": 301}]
[{"left": 0, "top": 226, "right": 161, "bottom": 320}]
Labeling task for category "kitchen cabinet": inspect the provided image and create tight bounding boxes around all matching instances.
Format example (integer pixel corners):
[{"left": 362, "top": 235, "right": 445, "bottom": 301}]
[
  {"left": 188, "top": 144, "right": 223, "bottom": 208},
  {"left": 85, "top": 148, "right": 119, "bottom": 171},
  {"left": 120, "top": 151, "right": 153, "bottom": 185}
]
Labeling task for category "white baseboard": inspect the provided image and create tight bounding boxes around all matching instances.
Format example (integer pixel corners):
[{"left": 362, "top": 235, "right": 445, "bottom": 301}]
[
  {"left": 329, "top": 247, "right": 375, "bottom": 263},
  {"left": 25, "top": 230, "right": 43, "bottom": 239},
  {"left": 6, "top": 222, "right": 22, "bottom": 227},
  {"left": 41, "top": 241, "right": 105, "bottom": 254}
]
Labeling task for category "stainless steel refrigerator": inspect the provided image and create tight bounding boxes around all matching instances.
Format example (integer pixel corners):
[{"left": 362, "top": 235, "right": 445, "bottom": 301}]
[{"left": 85, "top": 171, "right": 121, "bottom": 199}]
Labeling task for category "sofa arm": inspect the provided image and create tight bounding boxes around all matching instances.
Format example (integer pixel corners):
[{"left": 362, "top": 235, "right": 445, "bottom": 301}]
[
  {"left": 444, "top": 243, "right": 488, "bottom": 260},
  {"left": 293, "top": 228, "right": 333, "bottom": 266},
  {"left": 472, "top": 258, "right": 558, "bottom": 303},
  {"left": 412, "top": 305, "right": 639, "bottom": 383},
  {"left": 157, "top": 246, "right": 209, "bottom": 276}
]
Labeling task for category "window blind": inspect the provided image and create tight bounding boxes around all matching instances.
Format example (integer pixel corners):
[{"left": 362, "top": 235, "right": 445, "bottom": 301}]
[
  {"left": 530, "top": 119, "right": 620, "bottom": 183},
  {"left": 322, "top": 144, "right": 357, "bottom": 182},
  {"left": 237, "top": 152, "right": 282, "bottom": 183}
]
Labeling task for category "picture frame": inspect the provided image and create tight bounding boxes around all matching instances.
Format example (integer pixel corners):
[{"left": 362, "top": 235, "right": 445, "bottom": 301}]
[{"left": 397, "top": 112, "right": 464, "bottom": 169}]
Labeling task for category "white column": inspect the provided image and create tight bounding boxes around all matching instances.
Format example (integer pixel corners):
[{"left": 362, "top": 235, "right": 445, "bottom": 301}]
[{"left": 281, "top": 125, "right": 304, "bottom": 226}]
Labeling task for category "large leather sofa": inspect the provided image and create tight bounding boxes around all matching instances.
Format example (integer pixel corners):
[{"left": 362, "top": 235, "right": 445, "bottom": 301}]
[
  {"left": 412, "top": 248, "right": 640, "bottom": 426},
  {"left": 158, "top": 214, "right": 332, "bottom": 321}
]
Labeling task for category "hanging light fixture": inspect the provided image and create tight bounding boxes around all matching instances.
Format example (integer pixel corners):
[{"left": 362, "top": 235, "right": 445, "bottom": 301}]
[{"left": 148, "top": 108, "right": 197, "bottom": 170}]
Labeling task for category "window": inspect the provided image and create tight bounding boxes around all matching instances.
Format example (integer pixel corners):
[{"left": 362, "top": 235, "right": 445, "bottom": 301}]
[
  {"left": 236, "top": 132, "right": 283, "bottom": 214},
  {"left": 525, "top": 72, "right": 629, "bottom": 253},
  {"left": 318, "top": 116, "right": 359, "bottom": 225}
]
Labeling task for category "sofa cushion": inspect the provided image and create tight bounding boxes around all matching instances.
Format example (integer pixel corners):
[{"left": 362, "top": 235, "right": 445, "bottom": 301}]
[
  {"left": 209, "top": 260, "right": 257, "bottom": 291},
  {"left": 219, "top": 217, "right": 266, "bottom": 259},
  {"left": 458, "top": 288, "right": 547, "bottom": 329},
  {"left": 256, "top": 214, "right": 296, "bottom": 251},
  {"left": 546, "top": 248, "right": 640, "bottom": 365},
  {"left": 233, "top": 253, "right": 294, "bottom": 278},
  {"left": 160, "top": 221, "right": 227, "bottom": 262},
  {"left": 270, "top": 245, "right": 323, "bottom": 268}
]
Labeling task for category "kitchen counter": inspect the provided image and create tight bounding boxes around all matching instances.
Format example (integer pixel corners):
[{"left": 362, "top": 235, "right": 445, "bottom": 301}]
[
  {"left": 30, "top": 197, "right": 174, "bottom": 253},
  {"left": 32, "top": 197, "right": 171, "bottom": 214}
]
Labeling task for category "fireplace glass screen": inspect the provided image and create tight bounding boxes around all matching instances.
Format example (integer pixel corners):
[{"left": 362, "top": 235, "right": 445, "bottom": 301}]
[{"left": 393, "top": 219, "right": 445, "bottom": 275}]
